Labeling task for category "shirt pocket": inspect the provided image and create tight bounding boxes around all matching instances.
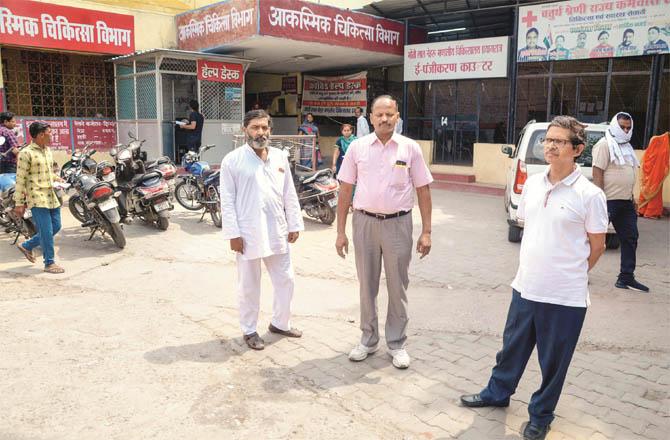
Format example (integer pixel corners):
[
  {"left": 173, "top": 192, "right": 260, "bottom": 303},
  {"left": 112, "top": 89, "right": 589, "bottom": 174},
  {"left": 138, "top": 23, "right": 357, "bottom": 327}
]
[{"left": 390, "top": 165, "right": 410, "bottom": 188}]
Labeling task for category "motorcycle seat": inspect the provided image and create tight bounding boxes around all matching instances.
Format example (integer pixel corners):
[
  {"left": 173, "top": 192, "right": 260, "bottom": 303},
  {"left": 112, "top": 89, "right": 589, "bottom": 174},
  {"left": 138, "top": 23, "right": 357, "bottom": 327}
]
[
  {"left": 131, "top": 170, "right": 162, "bottom": 185},
  {"left": 145, "top": 156, "right": 172, "bottom": 169},
  {"left": 296, "top": 169, "right": 332, "bottom": 184},
  {"left": 201, "top": 169, "right": 217, "bottom": 179}
]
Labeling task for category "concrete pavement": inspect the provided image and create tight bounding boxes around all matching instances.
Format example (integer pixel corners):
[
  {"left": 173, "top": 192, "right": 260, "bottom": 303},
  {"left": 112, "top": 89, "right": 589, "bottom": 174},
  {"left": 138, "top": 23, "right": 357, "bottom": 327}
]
[{"left": 1, "top": 189, "right": 668, "bottom": 439}]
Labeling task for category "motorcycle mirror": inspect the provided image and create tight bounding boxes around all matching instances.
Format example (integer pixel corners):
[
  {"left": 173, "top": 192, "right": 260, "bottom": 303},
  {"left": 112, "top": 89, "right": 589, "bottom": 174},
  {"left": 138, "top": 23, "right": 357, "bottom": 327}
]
[
  {"left": 128, "top": 131, "right": 136, "bottom": 140},
  {"left": 109, "top": 148, "right": 117, "bottom": 157}
]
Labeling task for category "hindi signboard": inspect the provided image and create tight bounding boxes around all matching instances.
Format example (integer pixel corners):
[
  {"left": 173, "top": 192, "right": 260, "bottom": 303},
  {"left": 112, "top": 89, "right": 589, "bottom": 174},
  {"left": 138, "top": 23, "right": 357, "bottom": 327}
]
[
  {"left": 260, "top": 0, "right": 405, "bottom": 56},
  {"left": 0, "top": 0, "right": 134, "bottom": 55},
  {"left": 197, "top": 60, "right": 244, "bottom": 84},
  {"left": 301, "top": 72, "right": 367, "bottom": 117},
  {"left": 404, "top": 37, "right": 509, "bottom": 82},
  {"left": 21, "top": 119, "right": 73, "bottom": 151},
  {"left": 72, "top": 120, "right": 117, "bottom": 150},
  {"left": 517, "top": 0, "right": 670, "bottom": 62},
  {"left": 176, "top": 0, "right": 256, "bottom": 51}
]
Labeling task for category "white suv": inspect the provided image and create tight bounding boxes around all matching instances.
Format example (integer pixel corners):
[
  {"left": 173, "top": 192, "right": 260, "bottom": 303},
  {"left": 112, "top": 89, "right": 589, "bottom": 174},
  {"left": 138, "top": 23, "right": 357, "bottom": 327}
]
[{"left": 501, "top": 120, "right": 619, "bottom": 248}]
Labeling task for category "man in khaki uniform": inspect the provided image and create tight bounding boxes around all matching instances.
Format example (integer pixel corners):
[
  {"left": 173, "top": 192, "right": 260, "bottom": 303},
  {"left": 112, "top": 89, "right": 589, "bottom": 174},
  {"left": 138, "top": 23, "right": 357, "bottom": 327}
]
[{"left": 592, "top": 112, "right": 649, "bottom": 292}]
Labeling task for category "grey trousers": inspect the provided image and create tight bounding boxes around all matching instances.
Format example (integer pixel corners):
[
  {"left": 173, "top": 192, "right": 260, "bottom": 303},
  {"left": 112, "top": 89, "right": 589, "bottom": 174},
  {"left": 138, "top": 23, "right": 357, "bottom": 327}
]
[{"left": 352, "top": 210, "right": 413, "bottom": 350}]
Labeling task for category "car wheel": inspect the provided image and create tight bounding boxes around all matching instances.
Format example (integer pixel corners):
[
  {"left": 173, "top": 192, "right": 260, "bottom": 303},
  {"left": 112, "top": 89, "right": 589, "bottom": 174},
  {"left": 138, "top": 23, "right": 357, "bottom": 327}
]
[{"left": 508, "top": 224, "right": 523, "bottom": 243}]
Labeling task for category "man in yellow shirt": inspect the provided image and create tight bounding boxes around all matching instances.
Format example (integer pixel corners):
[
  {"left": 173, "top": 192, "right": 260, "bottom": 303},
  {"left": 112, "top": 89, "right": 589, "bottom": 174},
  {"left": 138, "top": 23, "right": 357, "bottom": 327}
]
[{"left": 14, "top": 122, "right": 65, "bottom": 274}]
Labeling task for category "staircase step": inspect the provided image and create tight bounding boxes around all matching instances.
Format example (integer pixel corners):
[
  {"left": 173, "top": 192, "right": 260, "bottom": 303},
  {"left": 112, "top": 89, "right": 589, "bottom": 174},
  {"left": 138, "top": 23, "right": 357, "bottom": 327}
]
[
  {"left": 431, "top": 173, "right": 476, "bottom": 183},
  {"left": 431, "top": 181, "right": 505, "bottom": 196}
]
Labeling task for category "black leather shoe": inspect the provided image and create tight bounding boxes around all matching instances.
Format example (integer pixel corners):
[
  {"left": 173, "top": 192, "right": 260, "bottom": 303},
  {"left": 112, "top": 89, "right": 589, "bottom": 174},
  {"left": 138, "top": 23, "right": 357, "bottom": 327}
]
[
  {"left": 460, "top": 393, "right": 510, "bottom": 408},
  {"left": 522, "top": 422, "right": 550, "bottom": 440},
  {"left": 268, "top": 323, "right": 302, "bottom": 338},
  {"left": 615, "top": 278, "right": 650, "bottom": 292}
]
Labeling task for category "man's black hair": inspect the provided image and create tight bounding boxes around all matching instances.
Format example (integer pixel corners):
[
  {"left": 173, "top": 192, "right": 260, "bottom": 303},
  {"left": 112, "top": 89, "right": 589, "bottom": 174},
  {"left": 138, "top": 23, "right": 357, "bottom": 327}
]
[
  {"left": 29, "top": 121, "right": 50, "bottom": 139},
  {"left": 189, "top": 100, "right": 199, "bottom": 112},
  {"left": 0, "top": 111, "right": 14, "bottom": 124},
  {"left": 526, "top": 27, "right": 539, "bottom": 37},
  {"left": 243, "top": 109, "right": 272, "bottom": 128}
]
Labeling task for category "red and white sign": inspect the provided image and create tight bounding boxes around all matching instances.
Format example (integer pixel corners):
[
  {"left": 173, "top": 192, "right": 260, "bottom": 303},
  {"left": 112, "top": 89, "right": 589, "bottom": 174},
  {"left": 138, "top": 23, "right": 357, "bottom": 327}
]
[
  {"left": 404, "top": 37, "right": 509, "bottom": 82},
  {"left": 301, "top": 72, "right": 367, "bottom": 117},
  {"left": 72, "top": 119, "right": 117, "bottom": 150},
  {"left": 0, "top": 0, "right": 134, "bottom": 55},
  {"left": 176, "top": 0, "right": 256, "bottom": 51},
  {"left": 22, "top": 119, "right": 73, "bottom": 151},
  {"left": 197, "top": 60, "right": 244, "bottom": 84},
  {"left": 260, "top": 0, "right": 405, "bottom": 56}
]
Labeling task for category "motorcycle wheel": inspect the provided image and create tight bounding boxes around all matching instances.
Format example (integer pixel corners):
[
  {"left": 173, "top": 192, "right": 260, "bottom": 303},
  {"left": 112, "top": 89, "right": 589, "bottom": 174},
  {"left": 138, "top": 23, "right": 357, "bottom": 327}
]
[
  {"left": 175, "top": 180, "right": 204, "bottom": 211},
  {"left": 319, "top": 205, "right": 336, "bottom": 225},
  {"left": 106, "top": 220, "right": 126, "bottom": 249},
  {"left": 23, "top": 219, "right": 36, "bottom": 238},
  {"left": 156, "top": 216, "right": 170, "bottom": 231},
  {"left": 68, "top": 195, "right": 89, "bottom": 223},
  {"left": 206, "top": 185, "right": 222, "bottom": 228}
]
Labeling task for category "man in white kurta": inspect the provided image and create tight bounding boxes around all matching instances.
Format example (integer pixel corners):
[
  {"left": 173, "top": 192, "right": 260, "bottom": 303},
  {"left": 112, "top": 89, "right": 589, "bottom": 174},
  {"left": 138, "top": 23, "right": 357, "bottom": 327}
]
[{"left": 220, "top": 110, "right": 304, "bottom": 350}]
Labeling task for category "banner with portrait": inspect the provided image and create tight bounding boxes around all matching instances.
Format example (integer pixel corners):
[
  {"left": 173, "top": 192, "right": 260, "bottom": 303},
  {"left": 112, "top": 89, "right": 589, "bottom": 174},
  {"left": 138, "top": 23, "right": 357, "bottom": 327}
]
[{"left": 517, "top": 0, "right": 670, "bottom": 62}]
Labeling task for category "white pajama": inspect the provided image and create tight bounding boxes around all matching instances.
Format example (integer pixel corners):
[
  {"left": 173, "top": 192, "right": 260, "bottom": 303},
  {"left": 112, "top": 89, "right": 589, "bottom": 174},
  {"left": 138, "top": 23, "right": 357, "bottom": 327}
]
[
  {"left": 237, "top": 251, "right": 294, "bottom": 335},
  {"left": 220, "top": 144, "right": 304, "bottom": 335}
]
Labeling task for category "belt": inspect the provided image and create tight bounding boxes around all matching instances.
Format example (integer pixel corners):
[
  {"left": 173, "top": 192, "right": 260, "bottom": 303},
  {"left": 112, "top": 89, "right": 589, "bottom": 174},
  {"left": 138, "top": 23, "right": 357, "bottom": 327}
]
[{"left": 361, "top": 210, "right": 411, "bottom": 220}]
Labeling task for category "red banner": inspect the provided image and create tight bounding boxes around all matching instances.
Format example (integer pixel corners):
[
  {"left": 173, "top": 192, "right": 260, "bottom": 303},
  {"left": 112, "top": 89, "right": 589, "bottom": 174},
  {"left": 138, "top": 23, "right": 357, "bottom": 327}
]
[
  {"left": 21, "top": 119, "right": 73, "bottom": 151},
  {"left": 0, "top": 0, "right": 134, "bottom": 55},
  {"left": 197, "top": 60, "right": 244, "bottom": 84},
  {"left": 176, "top": 0, "right": 257, "bottom": 51},
  {"left": 260, "top": 0, "right": 405, "bottom": 56},
  {"left": 72, "top": 120, "right": 117, "bottom": 150}
]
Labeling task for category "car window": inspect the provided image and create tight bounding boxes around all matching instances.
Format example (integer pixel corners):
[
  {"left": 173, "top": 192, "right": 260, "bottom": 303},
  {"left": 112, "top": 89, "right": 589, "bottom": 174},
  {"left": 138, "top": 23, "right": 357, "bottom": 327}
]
[{"left": 525, "top": 129, "right": 605, "bottom": 166}]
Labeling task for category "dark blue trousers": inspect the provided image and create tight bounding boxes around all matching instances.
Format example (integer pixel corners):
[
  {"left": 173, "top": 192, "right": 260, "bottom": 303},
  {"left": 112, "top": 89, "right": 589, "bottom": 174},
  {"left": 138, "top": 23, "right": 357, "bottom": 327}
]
[
  {"left": 480, "top": 290, "right": 586, "bottom": 427},
  {"left": 607, "top": 199, "right": 638, "bottom": 281}
]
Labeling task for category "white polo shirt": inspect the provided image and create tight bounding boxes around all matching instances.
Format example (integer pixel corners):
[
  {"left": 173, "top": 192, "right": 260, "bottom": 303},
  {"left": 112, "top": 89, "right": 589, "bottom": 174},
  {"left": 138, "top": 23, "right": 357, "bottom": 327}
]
[{"left": 511, "top": 167, "right": 608, "bottom": 307}]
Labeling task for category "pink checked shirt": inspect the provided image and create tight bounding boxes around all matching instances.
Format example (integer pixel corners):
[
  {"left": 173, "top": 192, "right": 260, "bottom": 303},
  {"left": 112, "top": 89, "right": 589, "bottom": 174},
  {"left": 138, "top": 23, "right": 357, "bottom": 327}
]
[{"left": 337, "top": 132, "right": 433, "bottom": 214}]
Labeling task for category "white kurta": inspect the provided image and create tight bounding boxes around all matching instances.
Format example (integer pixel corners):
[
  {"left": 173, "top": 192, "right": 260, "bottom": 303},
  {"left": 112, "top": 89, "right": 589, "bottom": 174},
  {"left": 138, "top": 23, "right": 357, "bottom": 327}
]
[{"left": 220, "top": 144, "right": 304, "bottom": 260}]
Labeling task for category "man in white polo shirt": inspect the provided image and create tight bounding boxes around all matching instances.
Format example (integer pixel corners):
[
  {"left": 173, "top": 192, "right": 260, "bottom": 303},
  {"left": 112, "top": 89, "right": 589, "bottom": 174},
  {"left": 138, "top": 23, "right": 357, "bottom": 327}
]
[{"left": 460, "top": 116, "right": 609, "bottom": 440}]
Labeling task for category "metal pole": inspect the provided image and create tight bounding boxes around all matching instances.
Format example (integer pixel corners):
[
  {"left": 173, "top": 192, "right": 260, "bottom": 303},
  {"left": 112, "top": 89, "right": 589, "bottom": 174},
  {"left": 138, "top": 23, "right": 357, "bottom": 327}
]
[
  {"left": 647, "top": 54, "right": 662, "bottom": 146},
  {"left": 506, "top": 6, "right": 519, "bottom": 144},
  {"left": 402, "top": 19, "right": 409, "bottom": 125}
]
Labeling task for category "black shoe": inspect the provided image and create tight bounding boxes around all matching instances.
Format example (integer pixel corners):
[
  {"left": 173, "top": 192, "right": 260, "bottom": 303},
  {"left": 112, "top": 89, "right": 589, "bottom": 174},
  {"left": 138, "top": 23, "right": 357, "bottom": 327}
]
[
  {"left": 460, "top": 393, "right": 510, "bottom": 408},
  {"left": 522, "top": 422, "right": 550, "bottom": 440},
  {"left": 268, "top": 323, "right": 302, "bottom": 338},
  {"left": 615, "top": 278, "right": 650, "bottom": 292}
]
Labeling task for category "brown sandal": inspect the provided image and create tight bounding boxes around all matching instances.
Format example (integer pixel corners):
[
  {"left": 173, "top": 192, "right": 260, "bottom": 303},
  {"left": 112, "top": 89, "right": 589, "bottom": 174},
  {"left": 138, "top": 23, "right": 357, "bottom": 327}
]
[
  {"left": 44, "top": 264, "right": 65, "bottom": 274},
  {"left": 16, "top": 243, "right": 36, "bottom": 263},
  {"left": 243, "top": 332, "right": 265, "bottom": 350}
]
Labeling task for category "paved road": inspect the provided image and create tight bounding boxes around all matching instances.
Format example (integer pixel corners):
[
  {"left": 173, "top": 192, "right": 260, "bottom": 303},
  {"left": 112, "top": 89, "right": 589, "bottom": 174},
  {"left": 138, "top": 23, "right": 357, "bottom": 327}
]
[{"left": 1, "top": 189, "right": 668, "bottom": 439}]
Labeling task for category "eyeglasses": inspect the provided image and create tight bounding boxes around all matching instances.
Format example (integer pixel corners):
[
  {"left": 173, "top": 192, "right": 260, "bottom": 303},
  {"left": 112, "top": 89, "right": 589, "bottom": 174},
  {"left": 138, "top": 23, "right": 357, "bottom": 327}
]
[{"left": 541, "top": 137, "right": 574, "bottom": 148}]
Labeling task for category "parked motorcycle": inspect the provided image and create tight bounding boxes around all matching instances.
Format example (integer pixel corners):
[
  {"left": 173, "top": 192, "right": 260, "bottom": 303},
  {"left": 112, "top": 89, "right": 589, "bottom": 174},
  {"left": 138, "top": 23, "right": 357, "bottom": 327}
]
[
  {"left": 61, "top": 146, "right": 126, "bottom": 249},
  {"left": 110, "top": 132, "right": 173, "bottom": 230},
  {"left": 277, "top": 143, "right": 339, "bottom": 224},
  {"left": 0, "top": 172, "right": 37, "bottom": 243},
  {"left": 174, "top": 144, "right": 222, "bottom": 227},
  {"left": 293, "top": 167, "right": 339, "bottom": 225}
]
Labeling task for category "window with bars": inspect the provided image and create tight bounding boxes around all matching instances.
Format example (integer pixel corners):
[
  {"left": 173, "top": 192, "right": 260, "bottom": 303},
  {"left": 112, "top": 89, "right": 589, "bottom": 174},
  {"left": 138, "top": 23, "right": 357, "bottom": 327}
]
[{"left": 1, "top": 48, "right": 115, "bottom": 118}]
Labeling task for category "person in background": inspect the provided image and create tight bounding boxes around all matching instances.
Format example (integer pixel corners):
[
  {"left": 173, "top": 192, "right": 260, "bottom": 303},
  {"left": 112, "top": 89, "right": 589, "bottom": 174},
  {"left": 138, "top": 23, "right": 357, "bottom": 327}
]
[
  {"left": 220, "top": 110, "right": 304, "bottom": 350},
  {"left": 332, "top": 124, "right": 356, "bottom": 176},
  {"left": 335, "top": 95, "right": 433, "bottom": 370},
  {"left": 298, "top": 112, "right": 322, "bottom": 167},
  {"left": 571, "top": 32, "right": 589, "bottom": 59},
  {"left": 592, "top": 112, "right": 649, "bottom": 292},
  {"left": 638, "top": 132, "right": 670, "bottom": 219},
  {"left": 616, "top": 28, "right": 639, "bottom": 57},
  {"left": 179, "top": 99, "right": 204, "bottom": 152},
  {"left": 549, "top": 35, "right": 570, "bottom": 60},
  {"left": 14, "top": 122, "right": 66, "bottom": 274},
  {"left": 590, "top": 31, "right": 615, "bottom": 58},
  {"left": 461, "top": 116, "right": 608, "bottom": 440},
  {"left": 394, "top": 116, "right": 403, "bottom": 135},
  {"left": 643, "top": 26, "right": 669, "bottom": 55},
  {"left": 355, "top": 107, "right": 370, "bottom": 137},
  {"left": 0, "top": 111, "right": 20, "bottom": 174}
]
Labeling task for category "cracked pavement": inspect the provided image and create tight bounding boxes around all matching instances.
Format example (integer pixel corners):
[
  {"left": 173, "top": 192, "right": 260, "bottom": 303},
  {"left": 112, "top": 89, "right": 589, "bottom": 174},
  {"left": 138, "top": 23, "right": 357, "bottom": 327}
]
[{"left": 1, "top": 189, "right": 668, "bottom": 439}]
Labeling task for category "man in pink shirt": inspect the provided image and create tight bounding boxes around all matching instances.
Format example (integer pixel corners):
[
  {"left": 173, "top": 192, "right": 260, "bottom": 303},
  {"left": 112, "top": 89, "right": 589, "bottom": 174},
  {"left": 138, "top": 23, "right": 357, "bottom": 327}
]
[{"left": 335, "top": 95, "right": 433, "bottom": 369}]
